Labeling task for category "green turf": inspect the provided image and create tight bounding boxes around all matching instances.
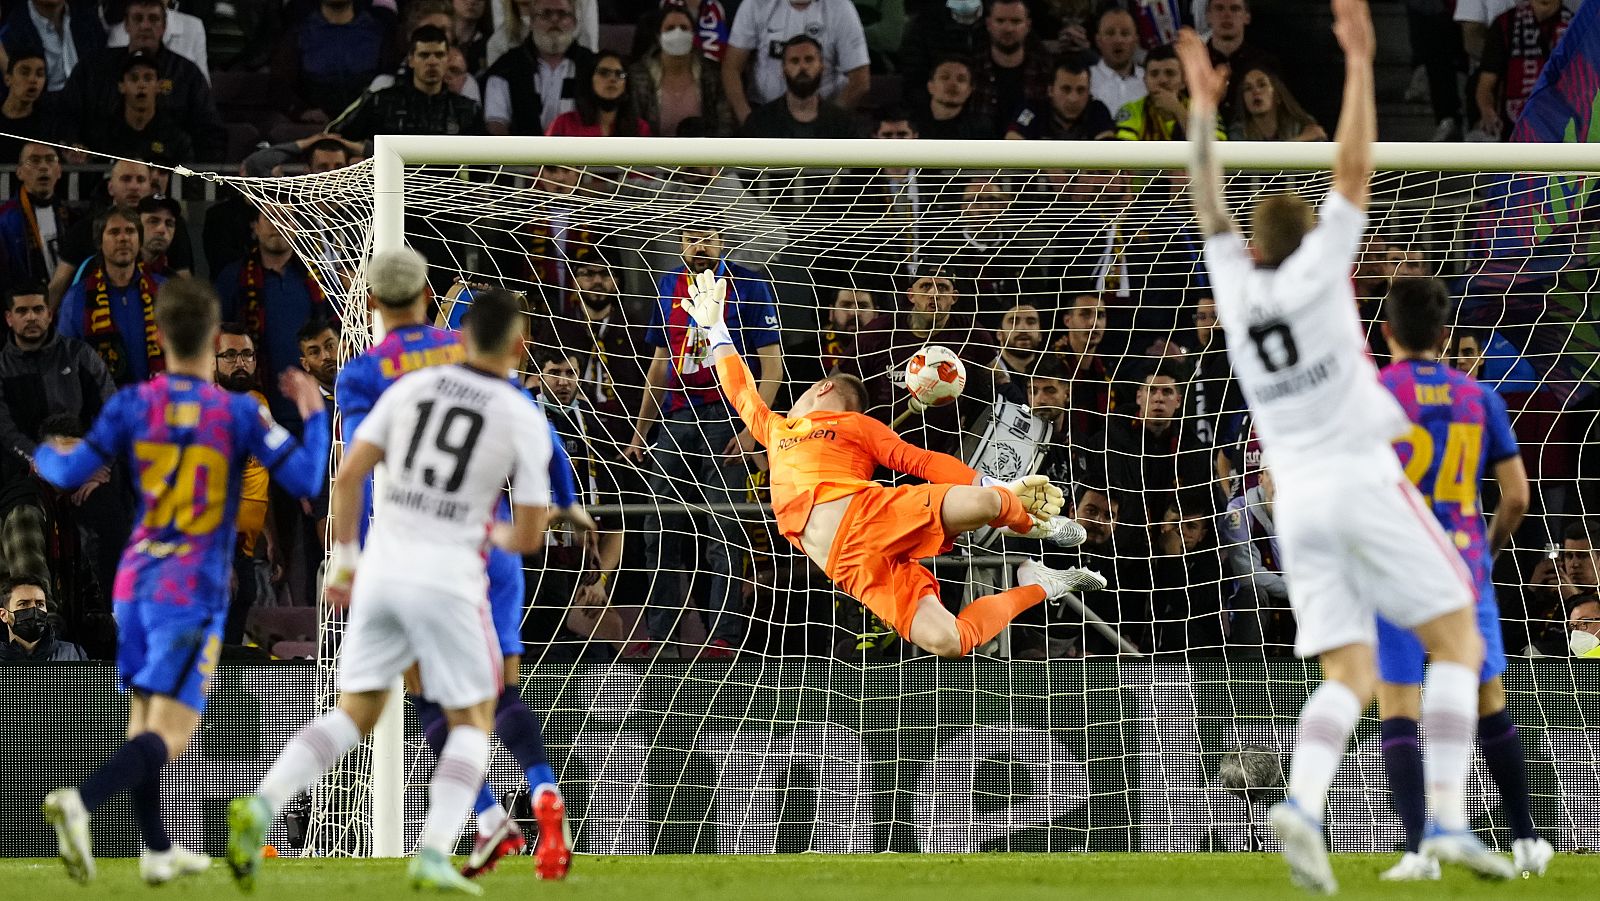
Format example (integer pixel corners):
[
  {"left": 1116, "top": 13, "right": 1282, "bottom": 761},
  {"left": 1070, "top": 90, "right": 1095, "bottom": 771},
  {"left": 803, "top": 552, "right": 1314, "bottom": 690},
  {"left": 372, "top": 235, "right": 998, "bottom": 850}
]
[{"left": 1, "top": 853, "right": 1589, "bottom": 900}]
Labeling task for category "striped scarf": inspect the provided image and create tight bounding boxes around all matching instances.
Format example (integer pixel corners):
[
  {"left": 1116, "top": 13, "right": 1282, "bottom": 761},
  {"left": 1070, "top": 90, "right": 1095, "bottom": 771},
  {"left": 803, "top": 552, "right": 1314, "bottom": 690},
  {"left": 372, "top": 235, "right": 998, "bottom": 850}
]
[
  {"left": 1504, "top": 3, "right": 1570, "bottom": 123},
  {"left": 237, "top": 251, "right": 327, "bottom": 373},
  {"left": 83, "top": 260, "right": 162, "bottom": 385}
]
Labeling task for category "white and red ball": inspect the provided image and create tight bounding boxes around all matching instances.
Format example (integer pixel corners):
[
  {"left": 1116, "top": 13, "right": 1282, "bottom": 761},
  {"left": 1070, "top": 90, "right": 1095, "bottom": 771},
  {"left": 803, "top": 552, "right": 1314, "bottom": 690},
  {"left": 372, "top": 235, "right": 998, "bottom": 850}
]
[{"left": 905, "top": 345, "right": 967, "bottom": 408}]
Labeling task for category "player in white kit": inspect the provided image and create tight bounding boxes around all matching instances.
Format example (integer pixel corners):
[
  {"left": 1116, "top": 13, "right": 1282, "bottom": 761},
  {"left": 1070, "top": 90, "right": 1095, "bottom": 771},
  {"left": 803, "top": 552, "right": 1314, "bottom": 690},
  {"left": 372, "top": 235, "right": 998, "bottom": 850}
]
[
  {"left": 1178, "top": 0, "right": 1514, "bottom": 891},
  {"left": 227, "top": 287, "right": 555, "bottom": 895}
]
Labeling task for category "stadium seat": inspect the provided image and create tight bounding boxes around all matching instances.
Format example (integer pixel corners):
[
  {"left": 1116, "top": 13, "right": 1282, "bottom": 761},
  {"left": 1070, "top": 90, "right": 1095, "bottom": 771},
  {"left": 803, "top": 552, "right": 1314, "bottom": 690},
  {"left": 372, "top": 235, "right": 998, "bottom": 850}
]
[
  {"left": 224, "top": 122, "right": 261, "bottom": 165},
  {"left": 271, "top": 640, "right": 317, "bottom": 660},
  {"left": 246, "top": 606, "right": 317, "bottom": 646},
  {"left": 599, "top": 23, "right": 635, "bottom": 55}
]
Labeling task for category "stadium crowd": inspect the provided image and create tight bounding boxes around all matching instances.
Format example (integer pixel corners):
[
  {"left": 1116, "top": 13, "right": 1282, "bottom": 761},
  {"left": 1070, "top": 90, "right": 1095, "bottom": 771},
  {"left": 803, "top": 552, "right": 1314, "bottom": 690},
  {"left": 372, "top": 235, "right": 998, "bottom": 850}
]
[{"left": 0, "top": 0, "right": 1593, "bottom": 663}]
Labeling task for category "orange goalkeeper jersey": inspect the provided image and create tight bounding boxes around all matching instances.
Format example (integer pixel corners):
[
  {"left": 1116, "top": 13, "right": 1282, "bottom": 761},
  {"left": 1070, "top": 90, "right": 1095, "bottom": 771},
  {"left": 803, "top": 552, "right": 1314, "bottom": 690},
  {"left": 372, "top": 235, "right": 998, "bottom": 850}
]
[{"left": 716, "top": 353, "right": 977, "bottom": 540}]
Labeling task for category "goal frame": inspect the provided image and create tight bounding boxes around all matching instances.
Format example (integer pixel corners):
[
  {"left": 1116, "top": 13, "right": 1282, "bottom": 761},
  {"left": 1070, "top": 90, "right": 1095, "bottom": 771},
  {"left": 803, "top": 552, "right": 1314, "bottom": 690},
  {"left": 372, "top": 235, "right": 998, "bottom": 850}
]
[{"left": 360, "top": 135, "right": 1600, "bottom": 857}]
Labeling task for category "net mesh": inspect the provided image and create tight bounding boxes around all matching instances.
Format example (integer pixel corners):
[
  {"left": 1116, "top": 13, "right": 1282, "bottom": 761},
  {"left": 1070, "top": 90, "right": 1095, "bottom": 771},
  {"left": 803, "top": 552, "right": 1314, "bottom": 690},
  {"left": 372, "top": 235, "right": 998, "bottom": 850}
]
[{"left": 226, "top": 157, "right": 1600, "bottom": 855}]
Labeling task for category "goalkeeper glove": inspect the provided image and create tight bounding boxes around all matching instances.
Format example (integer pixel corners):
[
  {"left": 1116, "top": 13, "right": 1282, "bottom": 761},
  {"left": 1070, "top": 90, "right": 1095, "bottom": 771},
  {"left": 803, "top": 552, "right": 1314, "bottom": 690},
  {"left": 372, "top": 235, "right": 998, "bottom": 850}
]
[{"left": 684, "top": 269, "right": 734, "bottom": 350}]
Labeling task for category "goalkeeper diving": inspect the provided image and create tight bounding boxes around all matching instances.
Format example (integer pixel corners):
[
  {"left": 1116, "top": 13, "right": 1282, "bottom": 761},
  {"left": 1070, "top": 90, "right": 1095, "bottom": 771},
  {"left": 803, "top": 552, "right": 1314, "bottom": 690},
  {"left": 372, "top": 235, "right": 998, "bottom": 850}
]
[{"left": 683, "top": 271, "right": 1104, "bottom": 658}]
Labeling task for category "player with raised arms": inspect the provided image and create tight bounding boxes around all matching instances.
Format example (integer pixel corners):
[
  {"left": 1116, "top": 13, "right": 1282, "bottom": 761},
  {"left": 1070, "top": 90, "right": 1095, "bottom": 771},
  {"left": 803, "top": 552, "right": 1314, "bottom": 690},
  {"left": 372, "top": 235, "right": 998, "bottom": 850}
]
[
  {"left": 677, "top": 270, "right": 1104, "bottom": 660},
  {"left": 227, "top": 287, "right": 555, "bottom": 894},
  {"left": 39, "top": 277, "right": 331, "bottom": 886},
  {"left": 1374, "top": 279, "right": 1552, "bottom": 881},
  {"left": 1180, "top": 0, "right": 1515, "bottom": 890}
]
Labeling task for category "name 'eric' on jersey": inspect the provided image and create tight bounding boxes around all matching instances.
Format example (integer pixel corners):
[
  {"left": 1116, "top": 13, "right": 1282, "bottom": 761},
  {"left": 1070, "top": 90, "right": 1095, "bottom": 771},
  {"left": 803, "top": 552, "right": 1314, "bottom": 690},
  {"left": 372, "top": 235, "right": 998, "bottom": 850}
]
[
  {"left": 1203, "top": 193, "right": 1410, "bottom": 463},
  {"left": 353, "top": 362, "right": 553, "bottom": 592}
]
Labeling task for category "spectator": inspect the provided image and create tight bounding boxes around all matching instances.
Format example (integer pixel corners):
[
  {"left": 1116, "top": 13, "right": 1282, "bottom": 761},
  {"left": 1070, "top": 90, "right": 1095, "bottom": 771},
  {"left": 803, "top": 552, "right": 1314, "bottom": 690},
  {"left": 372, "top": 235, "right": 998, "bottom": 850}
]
[
  {"left": 1559, "top": 519, "right": 1600, "bottom": 602},
  {"left": 740, "top": 35, "right": 857, "bottom": 139},
  {"left": 332, "top": 25, "right": 487, "bottom": 148},
  {"left": 213, "top": 323, "right": 275, "bottom": 645},
  {"left": 629, "top": 5, "right": 734, "bottom": 136},
  {"left": 240, "top": 132, "right": 363, "bottom": 179},
  {"left": 78, "top": 50, "right": 194, "bottom": 168},
  {"left": 898, "top": 0, "right": 985, "bottom": 109},
  {"left": 916, "top": 57, "right": 993, "bottom": 139},
  {"left": 296, "top": 319, "right": 338, "bottom": 414},
  {"left": 534, "top": 243, "right": 650, "bottom": 431},
  {"left": 106, "top": 0, "right": 209, "bottom": 75},
  {"left": 135, "top": 193, "right": 184, "bottom": 278},
  {"left": 1025, "top": 358, "right": 1076, "bottom": 486},
  {"left": 59, "top": 0, "right": 224, "bottom": 160},
  {"left": 819, "top": 285, "right": 875, "bottom": 376},
  {"left": 273, "top": 0, "right": 399, "bottom": 123},
  {"left": 827, "top": 107, "right": 935, "bottom": 277},
  {"left": 1218, "top": 464, "right": 1293, "bottom": 653},
  {"left": 484, "top": 0, "right": 596, "bottom": 135},
  {"left": 1006, "top": 58, "right": 1114, "bottom": 140},
  {"left": 449, "top": 0, "right": 495, "bottom": 73},
  {"left": 722, "top": 0, "right": 869, "bottom": 123},
  {"left": 0, "top": 143, "right": 77, "bottom": 288},
  {"left": 0, "top": 51, "right": 60, "bottom": 162},
  {"left": 0, "top": 0, "right": 105, "bottom": 94},
  {"left": 971, "top": 0, "right": 1055, "bottom": 135},
  {"left": 1089, "top": 6, "right": 1144, "bottom": 115},
  {"left": 1227, "top": 66, "right": 1325, "bottom": 142},
  {"left": 488, "top": 0, "right": 599, "bottom": 67},
  {"left": 49, "top": 159, "right": 153, "bottom": 305},
  {"left": 1090, "top": 358, "right": 1211, "bottom": 525},
  {"left": 1061, "top": 481, "right": 1153, "bottom": 655},
  {"left": 1508, "top": 552, "right": 1568, "bottom": 656},
  {"left": 1182, "top": 296, "right": 1239, "bottom": 497},
  {"left": 1477, "top": 0, "right": 1572, "bottom": 141},
  {"left": 548, "top": 50, "right": 650, "bottom": 135},
  {"left": 1050, "top": 292, "right": 1114, "bottom": 444},
  {"left": 992, "top": 301, "right": 1044, "bottom": 402},
  {"left": 1406, "top": 0, "right": 1467, "bottom": 141},
  {"left": 624, "top": 224, "right": 782, "bottom": 659},
  {"left": 1203, "top": 0, "right": 1279, "bottom": 121},
  {"left": 845, "top": 268, "right": 996, "bottom": 457},
  {"left": 1151, "top": 489, "right": 1225, "bottom": 654},
  {"left": 445, "top": 46, "right": 482, "bottom": 101},
  {"left": 0, "top": 575, "right": 86, "bottom": 661},
  {"left": 57, "top": 208, "right": 166, "bottom": 384},
  {"left": 215, "top": 209, "right": 329, "bottom": 430},
  {"left": 1570, "top": 598, "right": 1600, "bottom": 658},
  {"left": 1114, "top": 44, "right": 1221, "bottom": 141}
]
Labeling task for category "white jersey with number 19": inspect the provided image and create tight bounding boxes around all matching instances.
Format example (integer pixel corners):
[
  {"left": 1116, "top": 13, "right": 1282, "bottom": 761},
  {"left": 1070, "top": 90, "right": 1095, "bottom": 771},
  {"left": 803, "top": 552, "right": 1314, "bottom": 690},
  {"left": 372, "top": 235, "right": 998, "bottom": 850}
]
[{"left": 1204, "top": 192, "right": 1411, "bottom": 465}]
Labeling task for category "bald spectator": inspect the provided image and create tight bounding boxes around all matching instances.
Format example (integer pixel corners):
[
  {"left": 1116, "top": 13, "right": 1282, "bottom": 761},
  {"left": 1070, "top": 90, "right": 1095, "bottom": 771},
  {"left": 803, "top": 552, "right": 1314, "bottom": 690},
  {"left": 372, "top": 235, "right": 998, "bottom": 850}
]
[
  {"left": 1006, "top": 59, "right": 1115, "bottom": 140},
  {"left": 0, "top": 0, "right": 105, "bottom": 95},
  {"left": 1089, "top": 6, "right": 1144, "bottom": 115},
  {"left": 59, "top": 0, "right": 225, "bottom": 159}
]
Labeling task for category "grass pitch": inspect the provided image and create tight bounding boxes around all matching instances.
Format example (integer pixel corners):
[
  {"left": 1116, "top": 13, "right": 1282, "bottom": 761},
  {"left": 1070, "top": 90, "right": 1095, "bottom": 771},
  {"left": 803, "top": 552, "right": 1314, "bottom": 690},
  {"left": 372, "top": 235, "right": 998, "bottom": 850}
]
[{"left": 1, "top": 853, "right": 1590, "bottom": 900}]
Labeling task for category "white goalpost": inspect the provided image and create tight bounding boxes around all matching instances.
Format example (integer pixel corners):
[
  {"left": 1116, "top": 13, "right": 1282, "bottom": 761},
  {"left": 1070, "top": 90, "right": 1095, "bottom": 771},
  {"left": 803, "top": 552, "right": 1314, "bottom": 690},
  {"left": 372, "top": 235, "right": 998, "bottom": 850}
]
[{"left": 230, "top": 136, "right": 1600, "bottom": 858}]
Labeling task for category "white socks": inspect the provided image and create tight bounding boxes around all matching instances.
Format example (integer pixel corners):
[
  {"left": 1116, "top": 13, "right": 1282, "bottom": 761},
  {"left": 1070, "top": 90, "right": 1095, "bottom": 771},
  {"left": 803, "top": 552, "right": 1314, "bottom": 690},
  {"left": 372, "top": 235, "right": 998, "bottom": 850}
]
[
  {"left": 1422, "top": 661, "right": 1479, "bottom": 832},
  {"left": 258, "top": 708, "right": 361, "bottom": 816},
  {"left": 476, "top": 804, "right": 508, "bottom": 838},
  {"left": 1287, "top": 680, "right": 1362, "bottom": 821},
  {"left": 422, "top": 726, "right": 490, "bottom": 856}
]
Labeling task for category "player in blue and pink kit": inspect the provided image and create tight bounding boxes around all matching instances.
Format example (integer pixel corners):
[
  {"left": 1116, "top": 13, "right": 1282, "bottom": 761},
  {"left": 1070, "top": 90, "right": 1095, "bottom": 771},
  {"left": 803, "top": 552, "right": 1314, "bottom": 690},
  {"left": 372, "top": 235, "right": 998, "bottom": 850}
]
[
  {"left": 38, "top": 277, "right": 330, "bottom": 886},
  {"left": 336, "top": 255, "right": 578, "bottom": 879},
  {"left": 1375, "top": 278, "right": 1552, "bottom": 880}
]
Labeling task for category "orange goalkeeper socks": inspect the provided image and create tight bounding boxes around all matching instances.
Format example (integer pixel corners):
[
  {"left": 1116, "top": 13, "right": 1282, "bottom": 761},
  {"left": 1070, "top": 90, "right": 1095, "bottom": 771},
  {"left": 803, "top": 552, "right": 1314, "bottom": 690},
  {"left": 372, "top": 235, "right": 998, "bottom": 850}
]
[
  {"left": 955, "top": 585, "right": 1047, "bottom": 655},
  {"left": 986, "top": 486, "right": 1035, "bottom": 532}
]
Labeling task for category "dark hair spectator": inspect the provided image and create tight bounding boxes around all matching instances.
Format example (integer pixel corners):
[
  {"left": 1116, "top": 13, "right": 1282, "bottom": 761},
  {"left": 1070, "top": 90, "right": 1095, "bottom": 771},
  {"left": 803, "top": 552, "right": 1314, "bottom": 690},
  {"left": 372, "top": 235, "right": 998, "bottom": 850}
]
[
  {"left": 548, "top": 50, "right": 649, "bottom": 136},
  {"left": 628, "top": 5, "right": 733, "bottom": 136},
  {"left": 1227, "top": 66, "right": 1325, "bottom": 142}
]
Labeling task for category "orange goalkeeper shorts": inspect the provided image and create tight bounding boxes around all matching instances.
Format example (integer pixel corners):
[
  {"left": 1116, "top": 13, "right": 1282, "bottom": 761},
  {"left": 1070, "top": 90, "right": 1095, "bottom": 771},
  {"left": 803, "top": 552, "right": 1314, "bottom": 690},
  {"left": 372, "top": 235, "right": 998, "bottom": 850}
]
[{"left": 824, "top": 483, "right": 957, "bottom": 638}]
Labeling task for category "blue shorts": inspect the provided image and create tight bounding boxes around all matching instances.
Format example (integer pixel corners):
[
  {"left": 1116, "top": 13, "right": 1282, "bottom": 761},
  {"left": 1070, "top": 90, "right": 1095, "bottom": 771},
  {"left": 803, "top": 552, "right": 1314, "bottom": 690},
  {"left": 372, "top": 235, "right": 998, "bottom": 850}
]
[
  {"left": 114, "top": 599, "right": 225, "bottom": 713},
  {"left": 1376, "top": 587, "right": 1507, "bottom": 685},
  {"left": 486, "top": 547, "right": 526, "bottom": 657}
]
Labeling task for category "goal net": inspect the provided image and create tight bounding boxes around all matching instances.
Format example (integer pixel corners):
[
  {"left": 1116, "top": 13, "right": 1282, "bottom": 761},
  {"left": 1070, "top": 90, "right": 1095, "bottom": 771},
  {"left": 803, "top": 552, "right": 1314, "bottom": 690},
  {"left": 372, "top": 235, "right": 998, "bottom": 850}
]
[{"left": 226, "top": 138, "right": 1600, "bottom": 857}]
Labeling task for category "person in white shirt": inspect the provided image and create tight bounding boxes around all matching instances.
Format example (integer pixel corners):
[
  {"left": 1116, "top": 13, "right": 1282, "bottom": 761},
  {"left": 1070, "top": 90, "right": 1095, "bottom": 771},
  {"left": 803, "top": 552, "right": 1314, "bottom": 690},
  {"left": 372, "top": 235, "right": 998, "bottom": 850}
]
[
  {"left": 721, "top": 0, "right": 868, "bottom": 123},
  {"left": 107, "top": 4, "right": 208, "bottom": 81},
  {"left": 1089, "top": 6, "right": 1144, "bottom": 115},
  {"left": 1180, "top": 0, "right": 1516, "bottom": 892}
]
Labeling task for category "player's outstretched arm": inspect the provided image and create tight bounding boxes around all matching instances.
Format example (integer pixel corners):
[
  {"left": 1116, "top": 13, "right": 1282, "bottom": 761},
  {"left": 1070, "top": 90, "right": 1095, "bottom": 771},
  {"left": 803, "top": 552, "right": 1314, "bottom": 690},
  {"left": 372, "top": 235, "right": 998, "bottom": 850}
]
[
  {"left": 255, "top": 370, "right": 333, "bottom": 500},
  {"left": 684, "top": 270, "right": 778, "bottom": 447},
  {"left": 1330, "top": 0, "right": 1375, "bottom": 210},
  {"left": 1176, "top": 28, "right": 1235, "bottom": 238}
]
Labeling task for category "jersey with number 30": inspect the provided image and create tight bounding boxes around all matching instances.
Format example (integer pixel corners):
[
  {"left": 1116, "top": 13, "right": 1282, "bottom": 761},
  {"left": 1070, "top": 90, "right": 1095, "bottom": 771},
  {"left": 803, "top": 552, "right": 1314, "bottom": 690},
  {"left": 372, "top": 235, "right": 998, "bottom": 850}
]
[
  {"left": 1204, "top": 193, "right": 1411, "bottom": 466},
  {"left": 1380, "top": 360, "right": 1519, "bottom": 598},
  {"left": 353, "top": 363, "right": 553, "bottom": 592},
  {"left": 34, "top": 373, "right": 331, "bottom": 611}
]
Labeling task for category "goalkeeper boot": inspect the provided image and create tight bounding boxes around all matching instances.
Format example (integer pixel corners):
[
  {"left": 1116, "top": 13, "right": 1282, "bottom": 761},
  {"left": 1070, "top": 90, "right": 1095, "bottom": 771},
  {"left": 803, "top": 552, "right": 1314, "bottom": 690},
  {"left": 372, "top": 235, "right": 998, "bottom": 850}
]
[
  {"left": 461, "top": 811, "right": 525, "bottom": 879},
  {"left": 42, "top": 787, "right": 95, "bottom": 884},
  {"left": 1017, "top": 515, "right": 1088, "bottom": 548},
  {"left": 409, "top": 847, "right": 482, "bottom": 895},
  {"left": 141, "top": 844, "right": 212, "bottom": 885},
  {"left": 532, "top": 784, "right": 571, "bottom": 881},
  {"left": 1018, "top": 559, "right": 1107, "bottom": 603},
  {"left": 1268, "top": 799, "right": 1336, "bottom": 895},
  {"left": 1512, "top": 837, "right": 1553, "bottom": 876},
  {"left": 1379, "top": 852, "right": 1440, "bottom": 882},
  {"left": 1422, "top": 824, "right": 1515, "bottom": 880},
  {"left": 226, "top": 793, "right": 271, "bottom": 892}
]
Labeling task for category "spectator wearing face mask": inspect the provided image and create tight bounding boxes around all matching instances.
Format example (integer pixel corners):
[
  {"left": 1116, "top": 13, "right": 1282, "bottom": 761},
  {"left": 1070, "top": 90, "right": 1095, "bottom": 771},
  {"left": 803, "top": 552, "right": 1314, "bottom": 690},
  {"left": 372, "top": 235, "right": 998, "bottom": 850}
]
[
  {"left": 1569, "top": 599, "right": 1600, "bottom": 657},
  {"left": 630, "top": 5, "right": 734, "bottom": 136},
  {"left": 0, "top": 574, "right": 86, "bottom": 661}
]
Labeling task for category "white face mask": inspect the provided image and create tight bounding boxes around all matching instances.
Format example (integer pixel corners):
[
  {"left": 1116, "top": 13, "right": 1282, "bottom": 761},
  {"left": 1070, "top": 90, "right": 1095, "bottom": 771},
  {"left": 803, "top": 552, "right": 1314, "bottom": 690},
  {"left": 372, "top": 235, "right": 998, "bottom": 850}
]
[
  {"left": 946, "top": 0, "right": 981, "bottom": 23},
  {"left": 659, "top": 26, "right": 694, "bottom": 57},
  {"left": 1571, "top": 629, "right": 1599, "bottom": 656}
]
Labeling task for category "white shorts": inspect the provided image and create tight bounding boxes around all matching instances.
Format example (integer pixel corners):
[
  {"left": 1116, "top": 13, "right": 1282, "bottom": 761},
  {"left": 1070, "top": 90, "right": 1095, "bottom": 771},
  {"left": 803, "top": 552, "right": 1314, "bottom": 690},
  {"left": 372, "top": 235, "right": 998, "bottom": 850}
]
[
  {"left": 1274, "top": 452, "right": 1475, "bottom": 659},
  {"left": 337, "top": 574, "right": 503, "bottom": 710}
]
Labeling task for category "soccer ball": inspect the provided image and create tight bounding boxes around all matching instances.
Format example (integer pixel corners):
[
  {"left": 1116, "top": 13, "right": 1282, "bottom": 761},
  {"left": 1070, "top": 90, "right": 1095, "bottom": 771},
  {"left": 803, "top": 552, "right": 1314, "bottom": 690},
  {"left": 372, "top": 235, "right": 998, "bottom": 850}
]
[
  {"left": 1217, "top": 745, "right": 1285, "bottom": 800},
  {"left": 905, "top": 345, "right": 967, "bottom": 408}
]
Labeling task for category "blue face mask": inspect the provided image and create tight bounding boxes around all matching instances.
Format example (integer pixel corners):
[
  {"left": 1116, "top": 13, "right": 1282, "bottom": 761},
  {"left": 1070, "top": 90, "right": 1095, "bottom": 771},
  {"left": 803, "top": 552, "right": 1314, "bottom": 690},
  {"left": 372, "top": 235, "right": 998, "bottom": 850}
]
[{"left": 946, "top": 0, "right": 981, "bottom": 22}]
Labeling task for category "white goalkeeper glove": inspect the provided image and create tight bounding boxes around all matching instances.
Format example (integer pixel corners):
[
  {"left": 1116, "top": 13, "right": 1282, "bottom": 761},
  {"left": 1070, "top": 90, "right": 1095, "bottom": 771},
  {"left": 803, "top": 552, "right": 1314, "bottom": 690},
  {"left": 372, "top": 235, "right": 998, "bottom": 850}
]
[
  {"left": 683, "top": 269, "right": 733, "bottom": 350},
  {"left": 986, "top": 474, "right": 1064, "bottom": 519}
]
